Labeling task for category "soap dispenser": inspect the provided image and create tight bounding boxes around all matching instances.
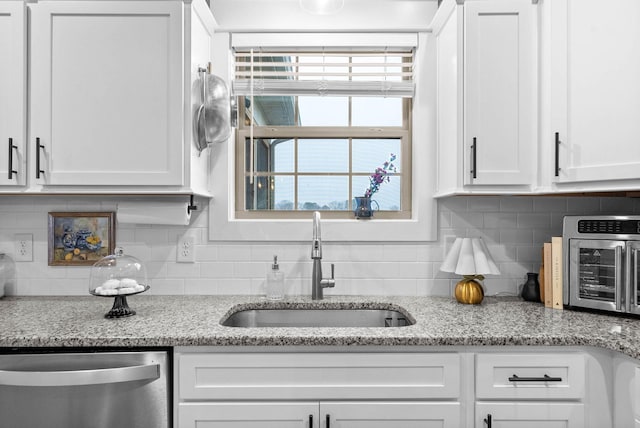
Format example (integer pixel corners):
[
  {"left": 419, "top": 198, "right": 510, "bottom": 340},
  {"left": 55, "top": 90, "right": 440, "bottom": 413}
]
[{"left": 266, "top": 255, "right": 285, "bottom": 300}]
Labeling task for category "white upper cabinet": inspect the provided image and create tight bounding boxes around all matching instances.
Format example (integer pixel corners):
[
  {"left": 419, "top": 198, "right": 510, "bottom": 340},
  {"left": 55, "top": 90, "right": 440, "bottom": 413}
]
[
  {"left": 464, "top": 0, "right": 535, "bottom": 186},
  {"left": 548, "top": 0, "right": 640, "bottom": 188},
  {"left": 0, "top": 2, "right": 26, "bottom": 187},
  {"left": 434, "top": 0, "right": 537, "bottom": 196},
  {"left": 25, "top": 0, "right": 215, "bottom": 195}
]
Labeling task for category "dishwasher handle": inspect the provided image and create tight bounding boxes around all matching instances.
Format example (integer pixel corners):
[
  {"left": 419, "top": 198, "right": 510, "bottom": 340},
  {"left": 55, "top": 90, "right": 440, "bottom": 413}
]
[{"left": 0, "top": 363, "right": 160, "bottom": 387}]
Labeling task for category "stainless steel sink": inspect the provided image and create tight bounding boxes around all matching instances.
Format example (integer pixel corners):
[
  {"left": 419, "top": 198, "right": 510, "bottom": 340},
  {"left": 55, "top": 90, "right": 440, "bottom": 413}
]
[{"left": 221, "top": 308, "right": 414, "bottom": 328}]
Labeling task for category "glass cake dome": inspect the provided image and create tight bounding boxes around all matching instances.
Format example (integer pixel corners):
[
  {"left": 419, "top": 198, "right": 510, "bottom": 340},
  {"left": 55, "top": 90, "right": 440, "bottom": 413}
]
[
  {"left": 89, "top": 247, "right": 147, "bottom": 295},
  {"left": 89, "top": 247, "right": 149, "bottom": 318}
]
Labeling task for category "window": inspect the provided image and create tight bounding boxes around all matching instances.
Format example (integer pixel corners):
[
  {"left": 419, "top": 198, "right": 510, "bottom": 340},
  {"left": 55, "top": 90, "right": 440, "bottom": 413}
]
[
  {"left": 233, "top": 49, "right": 414, "bottom": 219},
  {"left": 208, "top": 32, "right": 436, "bottom": 242}
]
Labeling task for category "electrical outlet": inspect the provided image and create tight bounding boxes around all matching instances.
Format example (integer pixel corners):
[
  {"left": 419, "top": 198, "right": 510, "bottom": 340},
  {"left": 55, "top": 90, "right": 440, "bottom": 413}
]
[
  {"left": 177, "top": 235, "right": 196, "bottom": 263},
  {"left": 14, "top": 233, "right": 33, "bottom": 262}
]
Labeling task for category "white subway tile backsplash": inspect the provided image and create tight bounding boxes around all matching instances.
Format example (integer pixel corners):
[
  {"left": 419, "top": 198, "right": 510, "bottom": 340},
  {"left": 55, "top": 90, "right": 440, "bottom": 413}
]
[
  {"left": 134, "top": 228, "right": 169, "bottom": 245},
  {"left": 567, "top": 197, "right": 601, "bottom": 213},
  {"left": 451, "top": 212, "right": 484, "bottom": 229},
  {"left": 216, "top": 245, "right": 253, "bottom": 261},
  {"left": 200, "top": 262, "right": 234, "bottom": 278},
  {"left": 148, "top": 278, "right": 184, "bottom": 295},
  {"left": 217, "top": 278, "right": 252, "bottom": 295},
  {"left": 484, "top": 213, "right": 517, "bottom": 229},
  {"left": 500, "top": 197, "right": 533, "bottom": 212},
  {"left": 417, "top": 278, "right": 452, "bottom": 297},
  {"left": 382, "top": 245, "right": 420, "bottom": 262},
  {"left": 499, "top": 229, "right": 533, "bottom": 245},
  {"left": 0, "top": 195, "right": 624, "bottom": 297},
  {"left": 533, "top": 197, "right": 567, "bottom": 212},
  {"left": 599, "top": 197, "right": 635, "bottom": 213},
  {"left": 184, "top": 279, "right": 216, "bottom": 295},
  {"left": 517, "top": 213, "right": 551, "bottom": 229},
  {"left": 439, "top": 197, "right": 468, "bottom": 212},
  {"left": 467, "top": 196, "right": 501, "bottom": 212}
]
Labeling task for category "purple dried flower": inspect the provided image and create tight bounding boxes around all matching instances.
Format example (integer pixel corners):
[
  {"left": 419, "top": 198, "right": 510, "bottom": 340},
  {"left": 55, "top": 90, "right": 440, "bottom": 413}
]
[{"left": 364, "top": 154, "right": 397, "bottom": 197}]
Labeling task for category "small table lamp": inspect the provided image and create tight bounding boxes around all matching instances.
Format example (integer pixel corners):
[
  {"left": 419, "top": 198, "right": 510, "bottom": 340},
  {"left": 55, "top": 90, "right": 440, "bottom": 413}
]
[{"left": 440, "top": 237, "right": 500, "bottom": 304}]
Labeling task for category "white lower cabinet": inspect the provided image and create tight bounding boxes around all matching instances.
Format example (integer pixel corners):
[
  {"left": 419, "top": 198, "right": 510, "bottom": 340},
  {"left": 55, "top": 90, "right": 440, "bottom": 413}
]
[
  {"left": 475, "top": 403, "right": 584, "bottom": 427},
  {"left": 179, "top": 402, "right": 461, "bottom": 428},
  {"left": 175, "top": 348, "right": 622, "bottom": 427},
  {"left": 475, "top": 353, "right": 586, "bottom": 428},
  {"left": 176, "top": 351, "right": 462, "bottom": 428}
]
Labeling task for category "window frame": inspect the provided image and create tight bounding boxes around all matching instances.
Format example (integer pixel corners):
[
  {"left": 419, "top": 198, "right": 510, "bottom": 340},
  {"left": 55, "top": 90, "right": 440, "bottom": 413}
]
[
  {"left": 234, "top": 95, "right": 413, "bottom": 220},
  {"left": 208, "top": 32, "right": 437, "bottom": 242}
]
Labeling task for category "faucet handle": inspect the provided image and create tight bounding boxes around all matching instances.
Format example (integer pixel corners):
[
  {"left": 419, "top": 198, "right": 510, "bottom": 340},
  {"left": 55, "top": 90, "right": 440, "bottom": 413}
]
[{"left": 321, "top": 264, "right": 336, "bottom": 289}]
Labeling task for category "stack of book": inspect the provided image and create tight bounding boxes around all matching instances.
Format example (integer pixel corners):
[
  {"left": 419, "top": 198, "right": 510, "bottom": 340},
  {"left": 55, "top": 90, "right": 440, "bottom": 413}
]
[{"left": 539, "top": 237, "right": 563, "bottom": 310}]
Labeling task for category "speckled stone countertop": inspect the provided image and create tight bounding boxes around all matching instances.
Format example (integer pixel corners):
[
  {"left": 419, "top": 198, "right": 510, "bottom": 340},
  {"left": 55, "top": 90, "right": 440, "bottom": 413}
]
[{"left": 1, "top": 295, "right": 640, "bottom": 359}]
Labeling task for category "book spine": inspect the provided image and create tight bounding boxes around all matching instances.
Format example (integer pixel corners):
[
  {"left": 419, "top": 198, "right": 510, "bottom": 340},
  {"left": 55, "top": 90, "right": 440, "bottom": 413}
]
[
  {"left": 544, "top": 242, "right": 553, "bottom": 308},
  {"left": 551, "top": 236, "right": 563, "bottom": 310}
]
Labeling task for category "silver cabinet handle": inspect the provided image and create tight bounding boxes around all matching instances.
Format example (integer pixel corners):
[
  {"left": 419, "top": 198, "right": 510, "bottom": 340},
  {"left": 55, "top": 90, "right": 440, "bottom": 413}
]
[{"left": 0, "top": 363, "right": 159, "bottom": 387}]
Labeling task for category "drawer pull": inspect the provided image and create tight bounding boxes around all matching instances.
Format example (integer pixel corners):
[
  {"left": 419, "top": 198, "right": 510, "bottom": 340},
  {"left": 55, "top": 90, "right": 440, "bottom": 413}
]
[
  {"left": 309, "top": 414, "right": 313, "bottom": 427},
  {"left": 508, "top": 374, "right": 562, "bottom": 382},
  {"left": 326, "top": 414, "right": 330, "bottom": 428},
  {"left": 484, "top": 414, "right": 492, "bottom": 427}
]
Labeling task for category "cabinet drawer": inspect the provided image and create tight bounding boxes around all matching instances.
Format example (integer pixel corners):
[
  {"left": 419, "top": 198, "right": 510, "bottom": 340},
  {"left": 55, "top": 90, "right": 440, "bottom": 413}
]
[
  {"left": 476, "top": 402, "right": 585, "bottom": 427},
  {"left": 178, "top": 352, "right": 460, "bottom": 400},
  {"left": 476, "top": 353, "right": 585, "bottom": 400}
]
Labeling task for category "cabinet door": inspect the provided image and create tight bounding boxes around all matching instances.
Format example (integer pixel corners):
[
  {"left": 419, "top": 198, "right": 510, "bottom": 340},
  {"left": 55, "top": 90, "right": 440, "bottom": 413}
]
[
  {"left": 178, "top": 402, "right": 319, "bottom": 428},
  {"left": 0, "top": 1, "right": 26, "bottom": 186},
  {"left": 476, "top": 403, "right": 585, "bottom": 428},
  {"left": 464, "top": 0, "right": 535, "bottom": 186},
  {"left": 551, "top": 0, "right": 640, "bottom": 183},
  {"left": 30, "top": 1, "right": 184, "bottom": 186},
  {"left": 322, "top": 402, "right": 461, "bottom": 428}
]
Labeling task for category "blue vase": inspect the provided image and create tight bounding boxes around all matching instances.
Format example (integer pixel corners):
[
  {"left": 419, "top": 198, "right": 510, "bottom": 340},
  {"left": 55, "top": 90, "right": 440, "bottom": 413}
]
[{"left": 354, "top": 196, "right": 379, "bottom": 219}]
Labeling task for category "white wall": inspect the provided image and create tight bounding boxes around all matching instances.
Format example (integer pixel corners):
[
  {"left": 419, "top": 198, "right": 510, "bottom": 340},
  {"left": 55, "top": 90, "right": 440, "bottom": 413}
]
[{"left": 0, "top": 195, "right": 636, "bottom": 297}]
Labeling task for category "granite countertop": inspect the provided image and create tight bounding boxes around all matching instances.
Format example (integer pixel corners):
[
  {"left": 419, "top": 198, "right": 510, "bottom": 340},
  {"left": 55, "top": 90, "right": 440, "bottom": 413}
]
[{"left": 1, "top": 295, "right": 640, "bottom": 359}]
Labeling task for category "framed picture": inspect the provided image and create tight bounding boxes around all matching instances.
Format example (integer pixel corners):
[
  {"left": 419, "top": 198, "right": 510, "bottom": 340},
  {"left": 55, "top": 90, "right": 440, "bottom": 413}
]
[{"left": 48, "top": 212, "right": 115, "bottom": 266}]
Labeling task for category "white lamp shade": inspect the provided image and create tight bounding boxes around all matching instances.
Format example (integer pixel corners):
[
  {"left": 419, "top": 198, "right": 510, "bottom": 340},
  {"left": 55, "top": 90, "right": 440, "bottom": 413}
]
[{"left": 440, "top": 237, "right": 500, "bottom": 276}]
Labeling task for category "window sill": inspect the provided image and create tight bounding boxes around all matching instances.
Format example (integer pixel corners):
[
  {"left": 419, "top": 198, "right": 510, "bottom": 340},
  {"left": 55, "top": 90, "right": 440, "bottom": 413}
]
[{"left": 208, "top": 214, "right": 436, "bottom": 242}]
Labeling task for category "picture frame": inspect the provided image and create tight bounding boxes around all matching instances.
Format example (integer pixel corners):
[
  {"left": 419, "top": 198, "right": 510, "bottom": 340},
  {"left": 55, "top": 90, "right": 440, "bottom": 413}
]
[{"left": 48, "top": 212, "right": 116, "bottom": 266}]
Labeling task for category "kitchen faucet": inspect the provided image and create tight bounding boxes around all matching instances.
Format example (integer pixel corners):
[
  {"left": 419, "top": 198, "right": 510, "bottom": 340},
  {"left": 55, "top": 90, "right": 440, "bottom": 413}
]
[{"left": 311, "top": 211, "right": 335, "bottom": 300}]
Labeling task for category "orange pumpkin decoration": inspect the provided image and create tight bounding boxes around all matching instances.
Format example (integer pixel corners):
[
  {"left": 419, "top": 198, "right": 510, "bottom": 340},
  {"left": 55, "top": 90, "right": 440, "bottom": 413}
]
[{"left": 454, "top": 276, "right": 484, "bottom": 305}]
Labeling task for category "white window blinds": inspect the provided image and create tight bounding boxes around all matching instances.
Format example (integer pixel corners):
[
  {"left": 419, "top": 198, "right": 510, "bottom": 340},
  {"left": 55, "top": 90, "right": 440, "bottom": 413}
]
[{"left": 232, "top": 49, "right": 415, "bottom": 98}]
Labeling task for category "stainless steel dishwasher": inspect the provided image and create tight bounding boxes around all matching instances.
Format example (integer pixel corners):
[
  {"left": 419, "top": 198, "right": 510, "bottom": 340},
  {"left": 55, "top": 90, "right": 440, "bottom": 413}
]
[{"left": 0, "top": 350, "right": 170, "bottom": 428}]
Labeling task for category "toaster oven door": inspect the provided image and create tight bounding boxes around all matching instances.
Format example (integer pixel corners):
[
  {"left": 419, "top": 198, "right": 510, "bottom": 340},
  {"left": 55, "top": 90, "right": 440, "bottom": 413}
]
[
  {"left": 569, "top": 239, "right": 624, "bottom": 312},
  {"left": 626, "top": 241, "right": 640, "bottom": 315}
]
